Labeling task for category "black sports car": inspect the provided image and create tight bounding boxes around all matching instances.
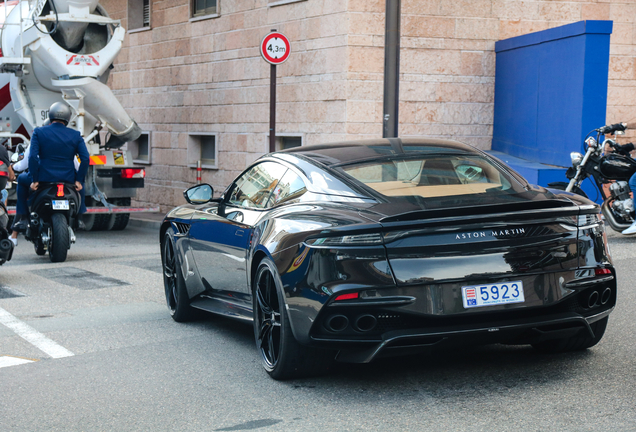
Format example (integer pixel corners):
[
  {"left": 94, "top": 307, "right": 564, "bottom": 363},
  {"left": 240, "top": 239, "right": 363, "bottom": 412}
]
[{"left": 160, "top": 138, "right": 615, "bottom": 380}]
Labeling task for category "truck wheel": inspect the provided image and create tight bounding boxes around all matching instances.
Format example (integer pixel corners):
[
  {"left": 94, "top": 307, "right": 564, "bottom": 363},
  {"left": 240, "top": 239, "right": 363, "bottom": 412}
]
[
  {"left": 110, "top": 198, "right": 131, "bottom": 231},
  {"left": 49, "top": 213, "right": 69, "bottom": 263}
]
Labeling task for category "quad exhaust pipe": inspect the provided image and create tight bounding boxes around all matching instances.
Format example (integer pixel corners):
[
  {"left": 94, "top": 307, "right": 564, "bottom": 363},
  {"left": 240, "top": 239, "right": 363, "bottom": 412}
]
[
  {"left": 586, "top": 288, "right": 612, "bottom": 308},
  {"left": 324, "top": 314, "right": 378, "bottom": 333}
]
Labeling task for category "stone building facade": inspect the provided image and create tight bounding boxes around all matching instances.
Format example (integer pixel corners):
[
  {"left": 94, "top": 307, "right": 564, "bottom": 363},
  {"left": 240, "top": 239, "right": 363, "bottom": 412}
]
[{"left": 100, "top": 0, "right": 636, "bottom": 211}]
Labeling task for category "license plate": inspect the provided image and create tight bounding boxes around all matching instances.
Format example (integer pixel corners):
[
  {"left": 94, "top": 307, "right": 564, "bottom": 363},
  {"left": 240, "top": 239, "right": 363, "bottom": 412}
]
[
  {"left": 52, "top": 200, "right": 69, "bottom": 210},
  {"left": 462, "top": 281, "right": 524, "bottom": 309}
]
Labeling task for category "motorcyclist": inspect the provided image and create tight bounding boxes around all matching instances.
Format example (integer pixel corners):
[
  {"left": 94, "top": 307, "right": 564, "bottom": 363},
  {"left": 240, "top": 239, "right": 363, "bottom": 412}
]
[
  {"left": 11, "top": 102, "right": 89, "bottom": 236},
  {"left": 604, "top": 118, "right": 636, "bottom": 235}
]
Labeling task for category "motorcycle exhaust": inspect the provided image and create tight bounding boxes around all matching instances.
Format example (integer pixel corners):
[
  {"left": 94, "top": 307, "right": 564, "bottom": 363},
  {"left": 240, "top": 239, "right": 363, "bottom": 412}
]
[{"left": 601, "top": 201, "right": 631, "bottom": 232}]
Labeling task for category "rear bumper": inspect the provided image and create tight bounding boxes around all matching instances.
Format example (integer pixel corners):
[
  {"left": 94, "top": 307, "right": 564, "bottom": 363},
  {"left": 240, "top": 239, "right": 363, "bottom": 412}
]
[{"left": 311, "top": 308, "right": 612, "bottom": 363}]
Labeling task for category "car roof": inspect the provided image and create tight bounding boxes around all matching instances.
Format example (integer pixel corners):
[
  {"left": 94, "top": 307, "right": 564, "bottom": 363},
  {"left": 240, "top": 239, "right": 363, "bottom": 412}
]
[{"left": 273, "top": 138, "right": 479, "bottom": 167}]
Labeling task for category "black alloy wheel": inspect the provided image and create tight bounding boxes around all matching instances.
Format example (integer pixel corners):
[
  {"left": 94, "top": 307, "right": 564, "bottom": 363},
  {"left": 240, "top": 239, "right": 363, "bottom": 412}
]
[
  {"left": 162, "top": 229, "right": 195, "bottom": 322},
  {"left": 253, "top": 258, "right": 334, "bottom": 380}
]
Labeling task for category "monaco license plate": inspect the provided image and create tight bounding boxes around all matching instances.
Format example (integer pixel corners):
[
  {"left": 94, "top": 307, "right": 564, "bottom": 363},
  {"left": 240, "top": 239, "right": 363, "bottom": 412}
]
[
  {"left": 52, "top": 200, "right": 69, "bottom": 210},
  {"left": 462, "top": 281, "right": 525, "bottom": 309}
]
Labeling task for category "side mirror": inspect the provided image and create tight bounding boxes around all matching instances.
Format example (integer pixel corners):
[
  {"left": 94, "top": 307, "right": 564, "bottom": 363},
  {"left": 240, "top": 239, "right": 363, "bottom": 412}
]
[{"left": 184, "top": 184, "right": 214, "bottom": 204}]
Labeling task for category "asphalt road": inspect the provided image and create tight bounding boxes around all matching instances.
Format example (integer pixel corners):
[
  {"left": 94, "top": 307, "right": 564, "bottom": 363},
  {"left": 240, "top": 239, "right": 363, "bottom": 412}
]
[{"left": 0, "top": 225, "right": 635, "bottom": 431}]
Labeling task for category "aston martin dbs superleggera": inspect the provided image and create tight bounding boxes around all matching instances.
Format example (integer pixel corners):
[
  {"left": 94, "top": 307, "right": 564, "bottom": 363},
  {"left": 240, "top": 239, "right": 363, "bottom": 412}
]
[{"left": 160, "top": 138, "right": 615, "bottom": 380}]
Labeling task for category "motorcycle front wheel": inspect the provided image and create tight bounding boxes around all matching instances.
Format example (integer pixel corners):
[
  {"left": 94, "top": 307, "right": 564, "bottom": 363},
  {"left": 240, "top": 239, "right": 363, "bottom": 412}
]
[{"left": 547, "top": 182, "right": 589, "bottom": 198}]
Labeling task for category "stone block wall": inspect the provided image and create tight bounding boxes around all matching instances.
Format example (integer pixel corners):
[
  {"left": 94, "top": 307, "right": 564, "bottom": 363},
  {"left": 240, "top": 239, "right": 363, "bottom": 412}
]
[{"left": 101, "top": 0, "right": 636, "bottom": 211}]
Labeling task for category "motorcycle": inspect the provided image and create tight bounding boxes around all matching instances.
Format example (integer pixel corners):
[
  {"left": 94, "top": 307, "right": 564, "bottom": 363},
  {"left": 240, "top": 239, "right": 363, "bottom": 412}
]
[
  {"left": 24, "top": 182, "right": 80, "bottom": 262},
  {"left": 548, "top": 122, "right": 636, "bottom": 233}
]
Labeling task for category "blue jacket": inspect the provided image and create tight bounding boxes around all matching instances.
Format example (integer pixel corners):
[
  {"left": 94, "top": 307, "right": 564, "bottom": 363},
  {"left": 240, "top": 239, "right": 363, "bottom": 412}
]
[{"left": 28, "top": 122, "right": 89, "bottom": 184}]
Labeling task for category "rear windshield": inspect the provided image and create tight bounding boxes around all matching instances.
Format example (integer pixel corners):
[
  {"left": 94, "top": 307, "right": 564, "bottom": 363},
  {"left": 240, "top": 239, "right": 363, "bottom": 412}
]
[{"left": 340, "top": 155, "right": 517, "bottom": 203}]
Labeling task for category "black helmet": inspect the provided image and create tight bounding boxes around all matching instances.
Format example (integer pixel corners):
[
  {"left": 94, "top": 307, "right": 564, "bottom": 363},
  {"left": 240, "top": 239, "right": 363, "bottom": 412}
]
[{"left": 48, "top": 102, "right": 72, "bottom": 125}]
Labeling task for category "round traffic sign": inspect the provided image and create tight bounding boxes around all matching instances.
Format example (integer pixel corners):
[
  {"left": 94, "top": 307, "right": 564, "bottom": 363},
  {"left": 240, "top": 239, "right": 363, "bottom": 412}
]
[{"left": 260, "top": 32, "right": 291, "bottom": 65}]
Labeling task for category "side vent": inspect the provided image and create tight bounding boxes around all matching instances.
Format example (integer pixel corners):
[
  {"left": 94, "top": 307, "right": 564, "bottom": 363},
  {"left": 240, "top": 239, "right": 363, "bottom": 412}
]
[{"left": 173, "top": 222, "right": 190, "bottom": 236}]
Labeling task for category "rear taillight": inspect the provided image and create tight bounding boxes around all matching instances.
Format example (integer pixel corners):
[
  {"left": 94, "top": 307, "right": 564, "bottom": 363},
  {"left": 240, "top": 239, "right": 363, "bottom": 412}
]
[
  {"left": 121, "top": 168, "right": 145, "bottom": 179},
  {"left": 595, "top": 268, "right": 611, "bottom": 275},
  {"left": 56, "top": 184, "right": 64, "bottom": 197},
  {"left": 335, "top": 292, "right": 359, "bottom": 301},
  {"left": 306, "top": 233, "right": 383, "bottom": 246}
]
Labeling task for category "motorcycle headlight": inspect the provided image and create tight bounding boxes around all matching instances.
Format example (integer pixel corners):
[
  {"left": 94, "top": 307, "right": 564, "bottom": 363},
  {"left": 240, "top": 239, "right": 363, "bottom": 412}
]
[{"left": 570, "top": 152, "right": 583, "bottom": 167}]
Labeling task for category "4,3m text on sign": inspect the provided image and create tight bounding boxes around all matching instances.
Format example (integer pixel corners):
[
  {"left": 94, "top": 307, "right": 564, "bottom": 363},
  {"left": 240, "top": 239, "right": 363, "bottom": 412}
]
[{"left": 260, "top": 32, "right": 291, "bottom": 65}]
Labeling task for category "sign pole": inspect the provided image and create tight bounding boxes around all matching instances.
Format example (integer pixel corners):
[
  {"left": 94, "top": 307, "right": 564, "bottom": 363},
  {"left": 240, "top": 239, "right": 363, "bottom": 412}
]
[
  {"left": 260, "top": 30, "right": 291, "bottom": 154},
  {"left": 269, "top": 63, "right": 276, "bottom": 153}
]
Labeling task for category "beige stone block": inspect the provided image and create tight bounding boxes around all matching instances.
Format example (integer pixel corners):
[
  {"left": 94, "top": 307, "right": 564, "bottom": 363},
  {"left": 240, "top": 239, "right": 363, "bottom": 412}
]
[
  {"left": 439, "top": 0, "right": 493, "bottom": 18},
  {"left": 538, "top": 3, "right": 581, "bottom": 22},
  {"left": 582, "top": 3, "right": 610, "bottom": 20},
  {"left": 607, "top": 86, "right": 636, "bottom": 107},
  {"left": 346, "top": 100, "right": 380, "bottom": 123},
  {"left": 403, "top": 0, "right": 441, "bottom": 15},
  {"left": 348, "top": 80, "right": 383, "bottom": 100},
  {"left": 610, "top": 3, "right": 636, "bottom": 23},
  {"left": 456, "top": 18, "right": 500, "bottom": 40},
  {"left": 499, "top": 20, "right": 550, "bottom": 41},
  {"left": 491, "top": 1, "right": 540, "bottom": 21},
  {"left": 349, "top": 12, "right": 384, "bottom": 36},
  {"left": 461, "top": 51, "right": 484, "bottom": 76},
  {"left": 348, "top": 46, "right": 384, "bottom": 73},
  {"left": 399, "top": 81, "right": 436, "bottom": 102},
  {"left": 347, "top": 0, "right": 383, "bottom": 13},
  {"left": 436, "top": 82, "right": 493, "bottom": 103},
  {"left": 611, "top": 23, "right": 635, "bottom": 45},
  {"left": 401, "top": 49, "right": 462, "bottom": 75},
  {"left": 609, "top": 56, "right": 636, "bottom": 80},
  {"left": 414, "top": 103, "right": 442, "bottom": 123},
  {"left": 402, "top": 16, "right": 456, "bottom": 38}
]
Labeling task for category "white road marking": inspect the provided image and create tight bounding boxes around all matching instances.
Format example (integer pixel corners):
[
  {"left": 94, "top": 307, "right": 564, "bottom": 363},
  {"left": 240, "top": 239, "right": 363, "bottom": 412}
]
[
  {"left": 0, "top": 307, "right": 74, "bottom": 359},
  {"left": 0, "top": 355, "right": 35, "bottom": 368}
]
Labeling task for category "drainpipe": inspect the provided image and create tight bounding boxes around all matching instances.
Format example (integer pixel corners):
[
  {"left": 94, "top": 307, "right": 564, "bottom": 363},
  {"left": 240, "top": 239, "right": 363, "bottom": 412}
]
[{"left": 382, "top": 0, "right": 401, "bottom": 138}]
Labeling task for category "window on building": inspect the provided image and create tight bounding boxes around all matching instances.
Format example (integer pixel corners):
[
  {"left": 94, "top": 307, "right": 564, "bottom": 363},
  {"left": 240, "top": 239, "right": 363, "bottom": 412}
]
[
  {"left": 188, "top": 133, "right": 218, "bottom": 169},
  {"left": 275, "top": 135, "right": 302, "bottom": 151},
  {"left": 128, "top": 132, "right": 151, "bottom": 164},
  {"left": 192, "top": 0, "right": 216, "bottom": 17},
  {"left": 128, "top": 0, "right": 151, "bottom": 31}
]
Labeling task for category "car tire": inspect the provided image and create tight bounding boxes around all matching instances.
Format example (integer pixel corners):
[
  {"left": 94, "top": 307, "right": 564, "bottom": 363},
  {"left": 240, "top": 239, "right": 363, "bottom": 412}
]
[
  {"left": 252, "top": 258, "right": 334, "bottom": 380},
  {"left": 162, "top": 228, "right": 196, "bottom": 322},
  {"left": 532, "top": 317, "right": 608, "bottom": 353}
]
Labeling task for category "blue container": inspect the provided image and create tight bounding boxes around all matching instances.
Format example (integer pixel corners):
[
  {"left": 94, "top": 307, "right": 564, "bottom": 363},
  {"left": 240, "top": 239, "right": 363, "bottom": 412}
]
[{"left": 492, "top": 21, "right": 613, "bottom": 168}]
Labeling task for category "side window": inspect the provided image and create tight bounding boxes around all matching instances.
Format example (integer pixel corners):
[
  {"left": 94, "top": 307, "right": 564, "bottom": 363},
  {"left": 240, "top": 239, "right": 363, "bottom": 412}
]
[
  {"left": 271, "top": 170, "right": 307, "bottom": 206},
  {"left": 227, "top": 162, "right": 288, "bottom": 209}
]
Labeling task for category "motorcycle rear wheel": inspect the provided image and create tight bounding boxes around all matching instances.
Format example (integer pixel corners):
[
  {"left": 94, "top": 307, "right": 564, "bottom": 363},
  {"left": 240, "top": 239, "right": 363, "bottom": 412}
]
[{"left": 49, "top": 213, "right": 69, "bottom": 263}]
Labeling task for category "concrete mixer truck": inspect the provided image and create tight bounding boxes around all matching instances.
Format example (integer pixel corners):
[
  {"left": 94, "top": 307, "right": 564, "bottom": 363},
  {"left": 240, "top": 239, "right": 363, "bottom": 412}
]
[{"left": 0, "top": 0, "right": 156, "bottom": 231}]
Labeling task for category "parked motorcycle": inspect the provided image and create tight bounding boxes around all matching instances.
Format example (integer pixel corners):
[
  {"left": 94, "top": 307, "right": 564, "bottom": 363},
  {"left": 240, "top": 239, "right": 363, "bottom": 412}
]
[
  {"left": 25, "top": 182, "right": 80, "bottom": 262},
  {"left": 548, "top": 122, "right": 636, "bottom": 233}
]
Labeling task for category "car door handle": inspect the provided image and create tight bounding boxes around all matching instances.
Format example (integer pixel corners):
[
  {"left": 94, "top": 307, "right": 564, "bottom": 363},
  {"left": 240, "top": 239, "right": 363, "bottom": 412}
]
[{"left": 235, "top": 230, "right": 245, "bottom": 237}]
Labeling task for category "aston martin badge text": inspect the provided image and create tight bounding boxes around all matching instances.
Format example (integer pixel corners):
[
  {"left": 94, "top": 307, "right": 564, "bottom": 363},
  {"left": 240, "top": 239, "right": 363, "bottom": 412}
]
[{"left": 455, "top": 228, "right": 526, "bottom": 240}]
